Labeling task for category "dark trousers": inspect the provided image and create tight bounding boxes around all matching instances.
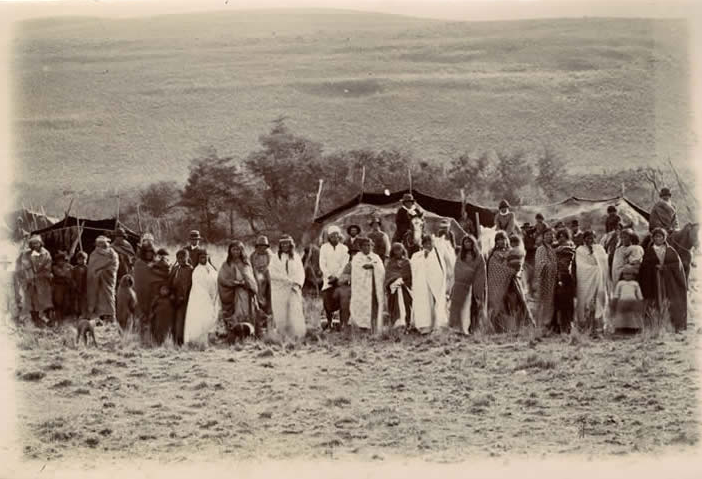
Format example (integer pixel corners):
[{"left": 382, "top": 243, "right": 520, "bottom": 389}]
[{"left": 172, "top": 303, "right": 187, "bottom": 345}]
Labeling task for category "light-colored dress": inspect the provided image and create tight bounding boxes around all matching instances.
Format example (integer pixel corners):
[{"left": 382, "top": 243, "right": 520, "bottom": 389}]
[
  {"left": 269, "top": 252, "right": 306, "bottom": 339},
  {"left": 184, "top": 264, "right": 220, "bottom": 344}
]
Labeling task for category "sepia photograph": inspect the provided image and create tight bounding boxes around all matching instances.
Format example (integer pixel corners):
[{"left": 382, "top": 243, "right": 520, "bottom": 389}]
[{"left": 0, "top": 0, "right": 701, "bottom": 476}]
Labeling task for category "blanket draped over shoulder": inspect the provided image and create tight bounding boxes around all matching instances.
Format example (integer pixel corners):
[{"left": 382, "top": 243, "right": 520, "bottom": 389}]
[
  {"left": 268, "top": 252, "right": 306, "bottom": 338},
  {"left": 350, "top": 252, "right": 385, "bottom": 332},
  {"left": 87, "top": 247, "right": 119, "bottom": 317},
  {"left": 574, "top": 244, "right": 609, "bottom": 330},
  {"left": 410, "top": 248, "right": 448, "bottom": 333},
  {"left": 638, "top": 244, "right": 687, "bottom": 331},
  {"left": 133, "top": 258, "right": 170, "bottom": 319},
  {"left": 18, "top": 247, "right": 53, "bottom": 312},
  {"left": 384, "top": 257, "right": 412, "bottom": 329},
  {"left": 535, "top": 244, "right": 557, "bottom": 327},
  {"left": 184, "top": 263, "right": 220, "bottom": 344},
  {"left": 218, "top": 260, "right": 258, "bottom": 326},
  {"left": 449, "top": 254, "right": 486, "bottom": 335}
]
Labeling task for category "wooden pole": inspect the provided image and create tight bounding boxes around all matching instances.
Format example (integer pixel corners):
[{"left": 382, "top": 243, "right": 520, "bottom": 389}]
[
  {"left": 475, "top": 211, "right": 481, "bottom": 239},
  {"left": 408, "top": 166, "right": 413, "bottom": 193},
  {"left": 620, "top": 183, "right": 626, "bottom": 198},
  {"left": 136, "top": 204, "right": 143, "bottom": 233},
  {"left": 666, "top": 156, "right": 697, "bottom": 214},
  {"left": 460, "top": 189, "right": 467, "bottom": 221},
  {"left": 313, "top": 179, "right": 324, "bottom": 220},
  {"left": 359, "top": 166, "right": 366, "bottom": 203},
  {"left": 116, "top": 194, "right": 121, "bottom": 223}
]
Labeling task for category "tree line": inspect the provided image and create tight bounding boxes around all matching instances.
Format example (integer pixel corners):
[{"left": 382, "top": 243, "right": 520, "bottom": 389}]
[{"left": 32, "top": 117, "right": 694, "bottom": 245}]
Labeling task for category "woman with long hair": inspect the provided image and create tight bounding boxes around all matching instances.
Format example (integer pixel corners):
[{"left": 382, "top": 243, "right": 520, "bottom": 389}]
[
  {"left": 574, "top": 230, "right": 609, "bottom": 335},
  {"left": 268, "top": 235, "right": 306, "bottom": 339},
  {"left": 449, "top": 234, "right": 486, "bottom": 335},
  {"left": 534, "top": 228, "right": 557, "bottom": 329},
  {"left": 218, "top": 241, "right": 258, "bottom": 332},
  {"left": 385, "top": 242, "right": 413, "bottom": 330},
  {"left": 638, "top": 228, "right": 687, "bottom": 332}
]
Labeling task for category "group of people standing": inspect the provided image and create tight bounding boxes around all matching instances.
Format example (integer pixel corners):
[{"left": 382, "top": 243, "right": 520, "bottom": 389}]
[
  {"left": 1, "top": 187, "right": 691, "bottom": 343},
  {"left": 2, "top": 228, "right": 309, "bottom": 345},
  {"left": 317, "top": 188, "right": 690, "bottom": 337}
]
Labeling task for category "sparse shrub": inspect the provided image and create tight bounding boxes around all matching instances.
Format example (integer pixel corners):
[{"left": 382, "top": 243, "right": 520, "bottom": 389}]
[{"left": 514, "top": 353, "right": 557, "bottom": 372}]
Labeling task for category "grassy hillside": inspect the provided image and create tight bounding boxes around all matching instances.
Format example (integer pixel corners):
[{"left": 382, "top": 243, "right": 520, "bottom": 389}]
[{"left": 11, "top": 11, "right": 691, "bottom": 195}]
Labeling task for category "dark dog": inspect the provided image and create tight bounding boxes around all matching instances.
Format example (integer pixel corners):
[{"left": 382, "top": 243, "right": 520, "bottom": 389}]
[
  {"left": 75, "top": 319, "right": 97, "bottom": 347},
  {"left": 225, "top": 322, "right": 255, "bottom": 344}
]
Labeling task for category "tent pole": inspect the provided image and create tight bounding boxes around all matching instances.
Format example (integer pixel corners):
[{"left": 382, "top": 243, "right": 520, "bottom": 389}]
[
  {"left": 475, "top": 212, "right": 480, "bottom": 240},
  {"left": 359, "top": 166, "right": 365, "bottom": 203},
  {"left": 116, "top": 193, "right": 121, "bottom": 224},
  {"left": 136, "top": 205, "right": 143, "bottom": 234},
  {"left": 313, "top": 179, "right": 324, "bottom": 220}
]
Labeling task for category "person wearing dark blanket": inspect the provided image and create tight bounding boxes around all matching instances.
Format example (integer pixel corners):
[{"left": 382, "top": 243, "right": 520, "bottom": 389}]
[
  {"left": 51, "top": 251, "right": 73, "bottom": 325},
  {"left": 112, "top": 227, "right": 136, "bottom": 285},
  {"left": 150, "top": 284, "right": 175, "bottom": 345},
  {"left": 72, "top": 251, "right": 89, "bottom": 319},
  {"left": 605, "top": 206, "right": 622, "bottom": 234},
  {"left": 169, "top": 249, "right": 193, "bottom": 345},
  {"left": 550, "top": 229, "right": 576, "bottom": 335},
  {"left": 638, "top": 227, "right": 687, "bottom": 333},
  {"left": 133, "top": 245, "right": 170, "bottom": 336},
  {"left": 449, "top": 235, "right": 486, "bottom": 335},
  {"left": 385, "top": 243, "right": 413, "bottom": 330}
]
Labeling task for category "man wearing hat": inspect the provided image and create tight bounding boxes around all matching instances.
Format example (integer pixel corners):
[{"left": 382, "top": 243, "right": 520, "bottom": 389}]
[
  {"left": 344, "top": 224, "right": 362, "bottom": 254},
  {"left": 393, "top": 193, "right": 422, "bottom": 244},
  {"left": 435, "top": 218, "right": 456, "bottom": 250},
  {"left": 649, "top": 187, "right": 679, "bottom": 235},
  {"left": 250, "top": 235, "right": 274, "bottom": 319},
  {"left": 183, "top": 230, "right": 210, "bottom": 268},
  {"left": 367, "top": 216, "right": 391, "bottom": 262},
  {"left": 112, "top": 227, "right": 136, "bottom": 285},
  {"left": 494, "top": 199, "right": 519, "bottom": 237},
  {"left": 319, "top": 225, "right": 349, "bottom": 329}
]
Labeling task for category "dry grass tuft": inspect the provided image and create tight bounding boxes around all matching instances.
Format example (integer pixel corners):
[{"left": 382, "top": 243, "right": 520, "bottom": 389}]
[{"left": 514, "top": 352, "right": 557, "bottom": 372}]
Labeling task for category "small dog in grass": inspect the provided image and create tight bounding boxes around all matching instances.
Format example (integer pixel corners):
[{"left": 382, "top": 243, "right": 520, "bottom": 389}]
[
  {"left": 225, "top": 322, "right": 255, "bottom": 344},
  {"left": 75, "top": 319, "right": 97, "bottom": 347}
]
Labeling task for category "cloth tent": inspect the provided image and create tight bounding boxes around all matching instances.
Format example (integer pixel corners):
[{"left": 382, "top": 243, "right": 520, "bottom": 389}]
[
  {"left": 308, "top": 189, "right": 494, "bottom": 245},
  {"left": 31, "top": 216, "right": 140, "bottom": 261},
  {"left": 513, "top": 196, "right": 650, "bottom": 238},
  {"left": 307, "top": 190, "right": 651, "bottom": 251}
]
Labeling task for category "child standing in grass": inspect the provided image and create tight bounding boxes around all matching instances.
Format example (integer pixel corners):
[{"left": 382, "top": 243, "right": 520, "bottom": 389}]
[
  {"left": 150, "top": 284, "right": 174, "bottom": 345},
  {"left": 610, "top": 266, "right": 643, "bottom": 334},
  {"left": 72, "top": 251, "right": 89, "bottom": 319}
]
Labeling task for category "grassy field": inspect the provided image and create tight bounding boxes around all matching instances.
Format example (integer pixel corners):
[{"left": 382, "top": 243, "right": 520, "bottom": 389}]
[
  {"left": 11, "top": 11, "right": 691, "bottom": 198},
  {"left": 4, "top": 255, "right": 701, "bottom": 468}
]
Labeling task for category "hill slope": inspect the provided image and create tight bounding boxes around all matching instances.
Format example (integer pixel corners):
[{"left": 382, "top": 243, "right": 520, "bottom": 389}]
[{"left": 11, "top": 11, "right": 691, "bottom": 191}]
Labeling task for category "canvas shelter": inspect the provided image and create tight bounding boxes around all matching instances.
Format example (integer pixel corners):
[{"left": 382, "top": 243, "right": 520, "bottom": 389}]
[
  {"left": 308, "top": 189, "right": 494, "bottom": 244},
  {"left": 308, "top": 190, "right": 650, "bottom": 249},
  {"left": 31, "top": 216, "right": 140, "bottom": 260}
]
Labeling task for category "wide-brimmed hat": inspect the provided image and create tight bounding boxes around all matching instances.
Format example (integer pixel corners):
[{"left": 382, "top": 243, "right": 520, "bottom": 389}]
[
  {"left": 401, "top": 193, "right": 415, "bottom": 203},
  {"left": 156, "top": 248, "right": 169, "bottom": 256},
  {"left": 498, "top": 200, "right": 510, "bottom": 209},
  {"left": 535, "top": 213, "right": 544, "bottom": 220},
  {"left": 346, "top": 224, "right": 361, "bottom": 235},
  {"left": 659, "top": 187, "right": 672, "bottom": 198},
  {"left": 189, "top": 230, "right": 202, "bottom": 240},
  {"left": 607, "top": 205, "right": 617, "bottom": 213},
  {"left": 255, "top": 235, "right": 270, "bottom": 247}
]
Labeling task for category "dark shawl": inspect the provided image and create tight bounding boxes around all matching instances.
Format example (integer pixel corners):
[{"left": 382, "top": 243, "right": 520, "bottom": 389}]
[{"left": 638, "top": 244, "right": 687, "bottom": 331}]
